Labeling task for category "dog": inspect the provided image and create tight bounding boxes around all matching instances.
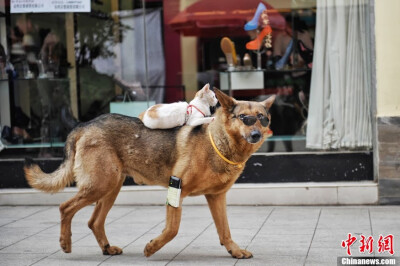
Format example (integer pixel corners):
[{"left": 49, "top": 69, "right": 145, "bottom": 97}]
[{"left": 24, "top": 89, "right": 275, "bottom": 259}]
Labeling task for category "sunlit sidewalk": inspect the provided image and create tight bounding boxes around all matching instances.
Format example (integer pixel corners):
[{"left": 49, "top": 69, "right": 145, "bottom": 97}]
[{"left": 0, "top": 205, "right": 399, "bottom": 266}]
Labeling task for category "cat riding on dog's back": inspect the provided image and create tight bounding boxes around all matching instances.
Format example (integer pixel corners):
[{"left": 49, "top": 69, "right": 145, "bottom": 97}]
[{"left": 139, "top": 84, "right": 218, "bottom": 129}]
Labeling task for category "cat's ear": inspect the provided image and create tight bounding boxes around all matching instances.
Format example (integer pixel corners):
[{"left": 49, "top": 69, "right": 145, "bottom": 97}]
[
  {"left": 195, "top": 83, "right": 210, "bottom": 98},
  {"left": 195, "top": 90, "right": 203, "bottom": 98}
]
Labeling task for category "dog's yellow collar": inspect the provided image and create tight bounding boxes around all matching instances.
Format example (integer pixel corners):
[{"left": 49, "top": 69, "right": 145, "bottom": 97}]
[{"left": 208, "top": 130, "right": 243, "bottom": 169}]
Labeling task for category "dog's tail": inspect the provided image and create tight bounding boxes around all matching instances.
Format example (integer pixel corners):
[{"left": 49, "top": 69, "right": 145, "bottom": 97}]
[{"left": 24, "top": 133, "right": 77, "bottom": 193}]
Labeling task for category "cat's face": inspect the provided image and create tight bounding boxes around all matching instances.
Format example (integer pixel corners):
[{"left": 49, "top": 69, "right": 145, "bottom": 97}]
[
  {"left": 196, "top": 84, "right": 218, "bottom": 107},
  {"left": 198, "top": 84, "right": 218, "bottom": 107},
  {"left": 205, "top": 89, "right": 218, "bottom": 107}
]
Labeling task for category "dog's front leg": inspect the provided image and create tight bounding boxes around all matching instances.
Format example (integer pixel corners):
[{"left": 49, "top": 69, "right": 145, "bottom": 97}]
[
  {"left": 205, "top": 193, "right": 253, "bottom": 259},
  {"left": 144, "top": 202, "right": 182, "bottom": 257}
]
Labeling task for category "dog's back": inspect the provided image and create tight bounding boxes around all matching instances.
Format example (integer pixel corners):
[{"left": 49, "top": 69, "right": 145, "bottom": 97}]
[{"left": 25, "top": 114, "right": 181, "bottom": 191}]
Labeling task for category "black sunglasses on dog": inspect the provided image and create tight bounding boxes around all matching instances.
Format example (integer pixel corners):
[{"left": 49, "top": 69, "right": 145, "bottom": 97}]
[{"left": 234, "top": 113, "right": 270, "bottom": 127}]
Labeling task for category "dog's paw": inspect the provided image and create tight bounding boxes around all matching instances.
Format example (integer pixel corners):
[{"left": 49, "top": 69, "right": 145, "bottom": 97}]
[
  {"left": 60, "top": 237, "right": 71, "bottom": 253},
  {"left": 228, "top": 249, "right": 253, "bottom": 259},
  {"left": 103, "top": 245, "right": 123, "bottom": 255},
  {"left": 144, "top": 241, "right": 155, "bottom": 257}
]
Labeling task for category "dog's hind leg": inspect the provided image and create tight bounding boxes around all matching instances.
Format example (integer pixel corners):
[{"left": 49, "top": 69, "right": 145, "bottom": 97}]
[
  {"left": 59, "top": 149, "right": 123, "bottom": 254},
  {"left": 144, "top": 202, "right": 183, "bottom": 257},
  {"left": 88, "top": 175, "right": 125, "bottom": 255},
  {"left": 205, "top": 193, "right": 253, "bottom": 259},
  {"left": 59, "top": 190, "right": 100, "bottom": 253}
]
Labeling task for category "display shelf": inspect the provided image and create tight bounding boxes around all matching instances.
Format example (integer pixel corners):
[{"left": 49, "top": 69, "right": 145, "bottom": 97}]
[
  {"left": 3, "top": 142, "right": 65, "bottom": 149},
  {"left": 266, "top": 135, "right": 306, "bottom": 142},
  {"left": 1, "top": 136, "right": 306, "bottom": 150},
  {"left": 12, "top": 77, "right": 69, "bottom": 81},
  {"left": 220, "top": 70, "right": 264, "bottom": 91}
]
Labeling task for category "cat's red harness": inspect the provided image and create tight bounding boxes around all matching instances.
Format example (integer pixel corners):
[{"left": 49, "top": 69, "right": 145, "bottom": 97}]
[{"left": 186, "top": 105, "right": 205, "bottom": 117}]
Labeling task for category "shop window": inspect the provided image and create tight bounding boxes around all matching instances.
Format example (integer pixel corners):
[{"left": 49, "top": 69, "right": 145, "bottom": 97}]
[
  {"left": 0, "top": 0, "right": 169, "bottom": 157},
  {"left": 1, "top": 9, "right": 72, "bottom": 156},
  {"left": 166, "top": 0, "right": 373, "bottom": 153},
  {"left": 0, "top": 0, "right": 373, "bottom": 158}
]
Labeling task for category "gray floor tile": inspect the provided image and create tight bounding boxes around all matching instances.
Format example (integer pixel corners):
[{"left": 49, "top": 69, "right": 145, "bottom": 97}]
[
  {"left": 0, "top": 253, "right": 48, "bottom": 266},
  {"left": 0, "top": 205, "right": 398, "bottom": 265}
]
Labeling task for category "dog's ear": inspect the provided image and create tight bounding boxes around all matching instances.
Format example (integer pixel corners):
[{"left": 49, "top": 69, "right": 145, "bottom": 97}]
[
  {"left": 214, "top": 88, "right": 236, "bottom": 112},
  {"left": 262, "top": 95, "right": 276, "bottom": 110}
]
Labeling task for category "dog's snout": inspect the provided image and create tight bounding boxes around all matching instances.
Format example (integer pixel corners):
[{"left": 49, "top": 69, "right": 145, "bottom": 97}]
[{"left": 250, "top": 130, "right": 261, "bottom": 143}]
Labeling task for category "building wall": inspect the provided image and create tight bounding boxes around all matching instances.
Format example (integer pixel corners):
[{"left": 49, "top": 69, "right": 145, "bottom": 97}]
[
  {"left": 180, "top": 0, "right": 198, "bottom": 101},
  {"left": 375, "top": 0, "right": 400, "bottom": 204},
  {"left": 375, "top": 0, "right": 400, "bottom": 117}
]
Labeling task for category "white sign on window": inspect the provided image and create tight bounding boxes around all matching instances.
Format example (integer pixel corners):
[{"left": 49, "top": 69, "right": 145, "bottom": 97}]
[{"left": 11, "top": 0, "right": 91, "bottom": 13}]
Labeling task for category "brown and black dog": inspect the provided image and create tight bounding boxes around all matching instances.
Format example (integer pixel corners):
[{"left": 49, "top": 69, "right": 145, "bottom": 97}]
[{"left": 24, "top": 89, "right": 275, "bottom": 259}]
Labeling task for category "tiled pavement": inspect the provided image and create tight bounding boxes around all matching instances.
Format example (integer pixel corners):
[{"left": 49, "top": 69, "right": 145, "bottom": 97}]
[{"left": 0, "top": 205, "right": 399, "bottom": 266}]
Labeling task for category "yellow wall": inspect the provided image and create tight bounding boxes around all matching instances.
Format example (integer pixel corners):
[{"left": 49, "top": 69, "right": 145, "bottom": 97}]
[
  {"left": 181, "top": 36, "right": 198, "bottom": 101},
  {"left": 375, "top": 0, "right": 400, "bottom": 117},
  {"left": 180, "top": 0, "right": 199, "bottom": 101}
]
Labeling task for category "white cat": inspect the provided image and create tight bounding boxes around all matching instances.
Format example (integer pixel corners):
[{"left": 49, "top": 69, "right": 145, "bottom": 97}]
[{"left": 139, "top": 84, "right": 218, "bottom": 129}]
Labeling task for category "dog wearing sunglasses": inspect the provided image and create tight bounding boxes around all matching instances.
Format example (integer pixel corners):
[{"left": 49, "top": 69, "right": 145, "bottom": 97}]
[{"left": 24, "top": 89, "right": 275, "bottom": 259}]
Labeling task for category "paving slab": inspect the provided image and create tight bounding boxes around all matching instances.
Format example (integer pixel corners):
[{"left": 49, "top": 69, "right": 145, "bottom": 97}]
[{"left": 0, "top": 206, "right": 399, "bottom": 266}]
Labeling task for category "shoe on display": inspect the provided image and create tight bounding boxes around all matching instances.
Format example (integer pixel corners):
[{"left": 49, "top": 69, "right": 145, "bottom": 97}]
[
  {"left": 245, "top": 25, "right": 272, "bottom": 50},
  {"left": 220, "top": 37, "right": 238, "bottom": 69},
  {"left": 275, "top": 39, "right": 293, "bottom": 70},
  {"left": 243, "top": 53, "right": 253, "bottom": 70},
  {"left": 244, "top": 2, "right": 267, "bottom": 31},
  {"left": 261, "top": 9, "right": 269, "bottom": 27}
]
